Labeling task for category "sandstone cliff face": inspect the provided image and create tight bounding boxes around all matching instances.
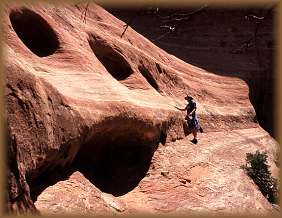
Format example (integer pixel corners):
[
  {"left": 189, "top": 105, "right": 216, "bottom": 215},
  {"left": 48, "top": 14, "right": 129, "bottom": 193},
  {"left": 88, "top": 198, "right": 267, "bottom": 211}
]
[
  {"left": 4, "top": 2, "right": 279, "bottom": 215},
  {"left": 108, "top": 6, "right": 275, "bottom": 137}
]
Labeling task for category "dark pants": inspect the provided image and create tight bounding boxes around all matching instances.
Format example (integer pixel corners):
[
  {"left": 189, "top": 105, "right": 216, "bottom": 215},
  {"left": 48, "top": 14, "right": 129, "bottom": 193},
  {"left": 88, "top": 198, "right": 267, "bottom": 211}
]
[{"left": 186, "top": 116, "right": 200, "bottom": 131}]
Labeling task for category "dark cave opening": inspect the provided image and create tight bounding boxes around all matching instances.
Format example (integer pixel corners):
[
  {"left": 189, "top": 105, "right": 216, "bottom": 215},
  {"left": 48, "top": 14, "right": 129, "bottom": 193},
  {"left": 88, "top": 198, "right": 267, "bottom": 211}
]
[
  {"left": 27, "top": 119, "right": 161, "bottom": 201},
  {"left": 73, "top": 121, "right": 160, "bottom": 196},
  {"left": 9, "top": 8, "right": 59, "bottom": 57},
  {"left": 88, "top": 38, "right": 133, "bottom": 80},
  {"left": 98, "top": 56, "right": 132, "bottom": 80},
  {"left": 248, "top": 73, "right": 275, "bottom": 135},
  {"left": 27, "top": 166, "right": 75, "bottom": 202}
]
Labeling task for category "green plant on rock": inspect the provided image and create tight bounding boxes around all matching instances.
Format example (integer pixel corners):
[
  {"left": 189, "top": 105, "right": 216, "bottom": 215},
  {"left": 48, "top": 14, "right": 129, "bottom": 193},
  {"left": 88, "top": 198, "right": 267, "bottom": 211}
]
[{"left": 241, "top": 150, "right": 279, "bottom": 204}]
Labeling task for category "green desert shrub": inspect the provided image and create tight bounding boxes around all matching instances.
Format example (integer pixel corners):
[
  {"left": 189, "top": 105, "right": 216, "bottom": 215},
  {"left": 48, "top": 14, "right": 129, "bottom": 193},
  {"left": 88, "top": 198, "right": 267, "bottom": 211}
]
[{"left": 241, "top": 150, "right": 279, "bottom": 204}]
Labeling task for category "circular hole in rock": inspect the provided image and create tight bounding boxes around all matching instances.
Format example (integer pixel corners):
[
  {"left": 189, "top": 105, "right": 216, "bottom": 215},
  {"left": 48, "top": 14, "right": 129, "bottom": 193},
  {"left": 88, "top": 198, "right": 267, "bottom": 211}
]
[
  {"left": 88, "top": 39, "right": 133, "bottom": 80},
  {"left": 9, "top": 8, "right": 59, "bottom": 57}
]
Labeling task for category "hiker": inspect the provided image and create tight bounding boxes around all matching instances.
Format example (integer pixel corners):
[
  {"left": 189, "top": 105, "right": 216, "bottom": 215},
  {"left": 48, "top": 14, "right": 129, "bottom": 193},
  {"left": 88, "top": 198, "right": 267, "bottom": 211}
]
[{"left": 175, "top": 95, "right": 203, "bottom": 144}]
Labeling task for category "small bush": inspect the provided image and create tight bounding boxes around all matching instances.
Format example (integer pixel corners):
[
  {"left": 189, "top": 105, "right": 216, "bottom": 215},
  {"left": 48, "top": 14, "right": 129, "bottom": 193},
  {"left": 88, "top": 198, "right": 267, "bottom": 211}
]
[{"left": 241, "top": 150, "right": 279, "bottom": 204}]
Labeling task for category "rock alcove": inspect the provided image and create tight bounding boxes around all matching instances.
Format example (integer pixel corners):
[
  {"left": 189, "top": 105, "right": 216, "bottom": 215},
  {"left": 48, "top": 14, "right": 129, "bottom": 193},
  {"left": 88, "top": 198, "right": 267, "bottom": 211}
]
[
  {"left": 138, "top": 65, "right": 160, "bottom": 91},
  {"left": 88, "top": 37, "right": 133, "bottom": 81},
  {"left": 10, "top": 8, "right": 59, "bottom": 57},
  {"left": 73, "top": 119, "right": 160, "bottom": 196},
  {"left": 27, "top": 118, "right": 161, "bottom": 200}
]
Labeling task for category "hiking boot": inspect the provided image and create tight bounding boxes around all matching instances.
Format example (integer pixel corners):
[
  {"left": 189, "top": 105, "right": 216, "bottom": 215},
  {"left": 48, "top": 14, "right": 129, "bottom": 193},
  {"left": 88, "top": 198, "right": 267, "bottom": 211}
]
[
  {"left": 191, "top": 138, "right": 198, "bottom": 144},
  {"left": 199, "top": 127, "right": 204, "bottom": 133}
]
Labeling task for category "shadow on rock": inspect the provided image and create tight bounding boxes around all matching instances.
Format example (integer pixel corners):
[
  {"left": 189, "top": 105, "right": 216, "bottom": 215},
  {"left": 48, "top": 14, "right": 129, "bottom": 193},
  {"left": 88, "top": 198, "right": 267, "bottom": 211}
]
[
  {"left": 74, "top": 136, "right": 157, "bottom": 196},
  {"left": 28, "top": 166, "right": 75, "bottom": 202}
]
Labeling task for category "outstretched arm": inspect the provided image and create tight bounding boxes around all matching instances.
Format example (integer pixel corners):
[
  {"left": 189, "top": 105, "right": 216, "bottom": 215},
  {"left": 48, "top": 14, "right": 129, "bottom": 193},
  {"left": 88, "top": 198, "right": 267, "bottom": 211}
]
[{"left": 174, "top": 105, "right": 187, "bottom": 111}]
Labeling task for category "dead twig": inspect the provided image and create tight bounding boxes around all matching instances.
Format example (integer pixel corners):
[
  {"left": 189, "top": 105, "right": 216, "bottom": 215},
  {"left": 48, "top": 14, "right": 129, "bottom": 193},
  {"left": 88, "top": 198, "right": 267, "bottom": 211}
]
[
  {"left": 152, "top": 5, "right": 208, "bottom": 42},
  {"left": 120, "top": 24, "right": 130, "bottom": 38},
  {"left": 231, "top": 7, "right": 274, "bottom": 55},
  {"left": 121, "top": 9, "right": 142, "bottom": 38},
  {"left": 156, "top": 5, "right": 208, "bottom": 23}
]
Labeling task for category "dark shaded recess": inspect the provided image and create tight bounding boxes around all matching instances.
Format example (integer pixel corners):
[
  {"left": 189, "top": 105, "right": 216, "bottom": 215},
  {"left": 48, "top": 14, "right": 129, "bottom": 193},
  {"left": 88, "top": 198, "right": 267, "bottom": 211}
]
[
  {"left": 106, "top": 7, "right": 275, "bottom": 138},
  {"left": 156, "top": 63, "right": 163, "bottom": 74},
  {"left": 248, "top": 70, "right": 274, "bottom": 135},
  {"left": 9, "top": 8, "right": 59, "bottom": 57},
  {"left": 88, "top": 39, "right": 133, "bottom": 80},
  {"left": 159, "top": 129, "right": 167, "bottom": 145},
  {"left": 27, "top": 166, "right": 75, "bottom": 202},
  {"left": 25, "top": 118, "right": 163, "bottom": 200},
  {"left": 138, "top": 65, "right": 160, "bottom": 91},
  {"left": 26, "top": 143, "right": 79, "bottom": 202},
  {"left": 183, "top": 121, "right": 190, "bottom": 136},
  {"left": 73, "top": 119, "right": 159, "bottom": 196}
]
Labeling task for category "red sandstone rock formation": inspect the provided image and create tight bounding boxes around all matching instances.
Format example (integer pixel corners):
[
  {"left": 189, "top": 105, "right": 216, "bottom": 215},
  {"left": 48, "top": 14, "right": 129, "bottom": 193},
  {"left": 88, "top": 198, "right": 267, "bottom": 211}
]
[
  {"left": 108, "top": 6, "right": 275, "bottom": 137},
  {"left": 4, "top": 2, "right": 279, "bottom": 215}
]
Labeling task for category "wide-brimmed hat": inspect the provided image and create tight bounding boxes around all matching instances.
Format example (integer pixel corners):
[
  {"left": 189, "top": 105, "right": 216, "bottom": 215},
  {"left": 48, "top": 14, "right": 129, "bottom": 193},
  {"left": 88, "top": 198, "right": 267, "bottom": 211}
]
[{"left": 185, "top": 95, "right": 193, "bottom": 100}]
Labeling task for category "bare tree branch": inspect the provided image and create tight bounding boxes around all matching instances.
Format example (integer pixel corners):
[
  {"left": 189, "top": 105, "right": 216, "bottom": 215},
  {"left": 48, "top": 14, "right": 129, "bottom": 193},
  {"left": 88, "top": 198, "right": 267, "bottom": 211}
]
[
  {"left": 231, "top": 6, "right": 274, "bottom": 54},
  {"left": 120, "top": 9, "right": 142, "bottom": 38},
  {"left": 155, "top": 5, "right": 208, "bottom": 23},
  {"left": 152, "top": 5, "right": 208, "bottom": 42}
]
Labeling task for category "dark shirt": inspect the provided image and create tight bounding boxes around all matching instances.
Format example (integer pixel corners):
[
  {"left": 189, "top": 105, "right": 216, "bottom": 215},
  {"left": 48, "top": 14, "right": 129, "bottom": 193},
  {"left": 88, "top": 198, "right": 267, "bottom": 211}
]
[{"left": 186, "top": 100, "right": 196, "bottom": 118}]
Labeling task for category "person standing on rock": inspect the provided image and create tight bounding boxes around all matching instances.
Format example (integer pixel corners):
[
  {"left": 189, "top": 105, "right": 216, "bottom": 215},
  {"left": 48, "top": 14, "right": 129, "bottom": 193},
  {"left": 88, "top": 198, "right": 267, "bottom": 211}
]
[{"left": 175, "top": 95, "right": 203, "bottom": 144}]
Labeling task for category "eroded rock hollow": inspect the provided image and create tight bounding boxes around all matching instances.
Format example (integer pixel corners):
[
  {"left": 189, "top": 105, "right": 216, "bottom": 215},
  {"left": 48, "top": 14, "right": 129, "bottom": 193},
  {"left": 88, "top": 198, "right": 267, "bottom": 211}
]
[{"left": 10, "top": 8, "right": 59, "bottom": 57}]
